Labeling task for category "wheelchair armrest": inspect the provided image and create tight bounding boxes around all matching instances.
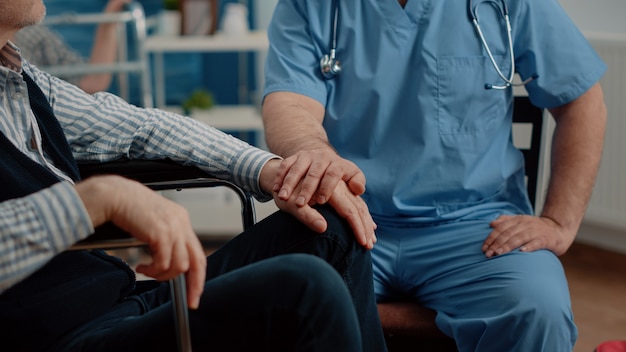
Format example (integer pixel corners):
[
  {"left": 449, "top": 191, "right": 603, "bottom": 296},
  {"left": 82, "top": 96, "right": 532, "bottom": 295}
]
[
  {"left": 74, "top": 160, "right": 215, "bottom": 249},
  {"left": 78, "top": 159, "right": 208, "bottom": 184},
  {"left": 77, "top": 158, "right": 257, "bottom": 233},
  {"left": 71, "top": 222, "right": 143, "bottom": 251}
]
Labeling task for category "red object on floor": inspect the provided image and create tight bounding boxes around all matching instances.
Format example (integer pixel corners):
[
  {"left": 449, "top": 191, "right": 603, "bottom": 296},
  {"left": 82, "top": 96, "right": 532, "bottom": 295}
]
[{"left": 596, "top": 340, "right": 626, "bottom": 352}]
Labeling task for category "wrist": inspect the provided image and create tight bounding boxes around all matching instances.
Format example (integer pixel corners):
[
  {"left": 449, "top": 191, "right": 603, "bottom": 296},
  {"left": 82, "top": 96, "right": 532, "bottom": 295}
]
[
  {"left": 259, "top": 158, "right": 282, "bottom": 194},
  {"left": 75, "top": 175, "right": 124, "bottom": 227}
]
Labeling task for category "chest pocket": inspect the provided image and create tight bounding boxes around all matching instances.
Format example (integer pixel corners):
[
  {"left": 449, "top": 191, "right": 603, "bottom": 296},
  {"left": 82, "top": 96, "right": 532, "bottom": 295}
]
[{"left": 437, "top": 56, "right": 507, "bottom": 135}]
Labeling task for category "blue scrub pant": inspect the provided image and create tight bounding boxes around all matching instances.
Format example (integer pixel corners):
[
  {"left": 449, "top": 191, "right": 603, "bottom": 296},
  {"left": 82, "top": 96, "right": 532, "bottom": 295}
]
[
  {"left": 372, "top": 219, "right": 577, "bottom": 352},
  {"left": 20, "top": 206, "right": 385, "bottom": 352}
]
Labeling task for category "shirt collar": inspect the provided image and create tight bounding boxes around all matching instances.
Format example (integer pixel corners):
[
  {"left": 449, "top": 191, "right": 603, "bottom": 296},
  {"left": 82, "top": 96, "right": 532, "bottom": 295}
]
[{"left": 0, "top": 42, "right": 23, "bottom": 72}]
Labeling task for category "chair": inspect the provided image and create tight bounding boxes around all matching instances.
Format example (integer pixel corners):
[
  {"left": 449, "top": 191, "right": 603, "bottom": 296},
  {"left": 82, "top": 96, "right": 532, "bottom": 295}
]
[
  {"left": 73, "top": 159, "right": 257, "bottom": 352},
  {"left": 378, "top": 96, "right": 545, "bottom": 351}
]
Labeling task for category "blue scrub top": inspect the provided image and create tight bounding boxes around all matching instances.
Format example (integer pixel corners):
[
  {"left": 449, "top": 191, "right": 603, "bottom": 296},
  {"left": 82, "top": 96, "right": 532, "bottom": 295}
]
[{"left": 264, "top": 0, "right": 606, "bottom": 226}]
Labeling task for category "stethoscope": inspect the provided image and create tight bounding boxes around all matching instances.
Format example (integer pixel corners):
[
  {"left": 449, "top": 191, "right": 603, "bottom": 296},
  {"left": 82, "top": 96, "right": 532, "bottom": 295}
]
[
  {"left": 469, "top": 0, "right": 538, "bottom": 89},
  {"left": 320, "top": 0, "right": 538, "bottom": 89},
  {"left": 320, "top": 0, "right": 342, "bottom": 79}
]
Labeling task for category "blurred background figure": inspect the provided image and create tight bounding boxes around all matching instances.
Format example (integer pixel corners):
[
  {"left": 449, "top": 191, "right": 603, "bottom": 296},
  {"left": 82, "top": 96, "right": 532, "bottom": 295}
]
[{"left": 12, "top": 0, "right": 131, "bottom": 93}]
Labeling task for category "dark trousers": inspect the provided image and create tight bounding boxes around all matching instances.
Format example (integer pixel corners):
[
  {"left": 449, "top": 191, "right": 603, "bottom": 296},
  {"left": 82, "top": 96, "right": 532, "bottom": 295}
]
[
  {"left": 205, "top": 204, "right": 387, "bottom": 351},
  {"left": 18, "top": 206, "right": 386, "bottom": 351}
]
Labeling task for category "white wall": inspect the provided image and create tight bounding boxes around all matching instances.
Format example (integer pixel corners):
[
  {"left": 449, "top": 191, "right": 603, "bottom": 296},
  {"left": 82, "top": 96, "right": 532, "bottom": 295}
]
[{"left": 558, "top": 0, "right": 626, "bottom": 33}]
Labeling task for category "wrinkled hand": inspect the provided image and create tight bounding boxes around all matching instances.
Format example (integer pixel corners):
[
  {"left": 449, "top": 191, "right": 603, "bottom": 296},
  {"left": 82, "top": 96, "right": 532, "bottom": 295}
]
[
  {"left": 272, "top": 178, "right": 377, "bottom": 249},
  {"left": 76, "top": 175, "right": 206, "bottom": 309},
  {"left": 483, "top": 215, "right": 576, "bottom": 258},
  {"left": 268, "top": 149, "right": 376, "bottom": 248},
  {"left": 273, "top": 148, "right": 366, "bottom": 206}
]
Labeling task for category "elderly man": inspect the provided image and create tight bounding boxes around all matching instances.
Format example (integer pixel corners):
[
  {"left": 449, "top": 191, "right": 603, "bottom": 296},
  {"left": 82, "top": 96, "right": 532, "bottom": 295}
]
[{"left": 0, "top": 1, "right": 386, "bottom": 351}]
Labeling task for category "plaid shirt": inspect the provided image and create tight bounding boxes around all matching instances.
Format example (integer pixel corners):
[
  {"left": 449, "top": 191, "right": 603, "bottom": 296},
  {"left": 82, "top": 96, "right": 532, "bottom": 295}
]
[{"left": 0, "top": 42, "right": 276, "bottom": 293}]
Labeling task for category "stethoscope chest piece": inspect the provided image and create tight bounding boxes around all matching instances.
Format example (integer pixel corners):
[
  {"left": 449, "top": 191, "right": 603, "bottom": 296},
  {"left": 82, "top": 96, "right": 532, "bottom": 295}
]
[
  {"left": 320, "top": 0, "right": 341, "bottom": 79},
  {"left": 320, "top": 51, "right": 342, "bottom": 79}
]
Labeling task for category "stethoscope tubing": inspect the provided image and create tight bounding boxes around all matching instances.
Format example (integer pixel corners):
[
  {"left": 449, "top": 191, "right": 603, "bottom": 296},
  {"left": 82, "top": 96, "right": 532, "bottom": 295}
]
[
  {"left": 329, "top": 0, "right": 339, "bottom": 61},
  {"left": 321, "top": 0, "right": 537, "bottom": 88},
  {"left": 471, "top": 14, "right": 516, "bottom": 89},
  {"left": 470, "top": 0, "right": 537, "bottom": 89}
]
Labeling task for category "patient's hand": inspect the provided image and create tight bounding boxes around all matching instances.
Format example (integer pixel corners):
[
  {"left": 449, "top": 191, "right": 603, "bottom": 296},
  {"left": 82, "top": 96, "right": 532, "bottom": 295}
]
[{"left": 76, "top": 175, "right": 206, "bottom": 309}]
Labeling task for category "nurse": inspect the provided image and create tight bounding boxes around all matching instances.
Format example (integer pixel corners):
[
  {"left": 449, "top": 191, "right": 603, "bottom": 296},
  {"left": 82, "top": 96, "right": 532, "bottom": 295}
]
[{"left": 262, "top": 0, "right": 607, "bottom": 351}]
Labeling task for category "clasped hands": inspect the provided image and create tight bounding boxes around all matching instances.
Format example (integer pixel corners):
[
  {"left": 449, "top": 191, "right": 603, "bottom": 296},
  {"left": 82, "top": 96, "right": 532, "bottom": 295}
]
[{"left": 264, "top": 148, "right": 377, "bottom": 250}]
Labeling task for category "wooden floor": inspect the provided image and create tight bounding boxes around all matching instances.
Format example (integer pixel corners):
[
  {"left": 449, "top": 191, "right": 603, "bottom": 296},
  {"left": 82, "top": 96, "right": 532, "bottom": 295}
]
[{"left": 561, "top": 242, "right": 626, "bottom": 352}]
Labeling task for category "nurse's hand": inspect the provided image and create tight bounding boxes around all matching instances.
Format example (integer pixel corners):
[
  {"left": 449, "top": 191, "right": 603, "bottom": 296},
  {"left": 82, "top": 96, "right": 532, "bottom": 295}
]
[
  {"left": 272, "top": 148, "right": 366, "bottom": 206},
  {"left": 483, "top": 214, "right": 576, "bottom": 257},
  {"left": 262, "top": 158, "right": 377, "bottom": 249},
  {"left": 273, "top": 178, "right": 377, "bottom": 249}
]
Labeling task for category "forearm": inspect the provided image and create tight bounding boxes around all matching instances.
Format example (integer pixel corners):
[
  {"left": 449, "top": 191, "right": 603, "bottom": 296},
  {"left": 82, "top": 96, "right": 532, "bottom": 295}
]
[
  {"left": 79, "top": 0, "right": 131, "bottom": 93},
  {"left": 26, "top": 64, "right": 273, "bottom": 198},
  {"left": 262, "top": 92, "right": 332, "bottom": 156},
  {"left": 0, "top": 182, "right": 93, "bottom": 293},
  {"left": 541, "top": 83, "right": 607, "bottom": 236},
  {"left": 78, "top": 22, "right": 118, "bottom": 93},
  {"left": 86, "top": 101, "right": 276, "bottom": 198}
]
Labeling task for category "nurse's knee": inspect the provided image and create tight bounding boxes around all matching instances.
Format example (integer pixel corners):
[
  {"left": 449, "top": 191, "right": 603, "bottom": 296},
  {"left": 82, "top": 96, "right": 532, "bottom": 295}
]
[
  {"left": 500, "top": 263, "right": 575, "bottom": 334},
  {"left": 519, "top": 280, "right": 572, "bottom": 316}
]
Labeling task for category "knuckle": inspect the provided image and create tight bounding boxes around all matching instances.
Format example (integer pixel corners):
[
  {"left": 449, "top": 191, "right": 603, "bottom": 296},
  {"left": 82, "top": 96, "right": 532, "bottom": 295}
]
[
  {"left": 341, "top": 206, "right": 357, "bottom": 219},
  {"left": 152, "top": 258, "right": 169, "bottom": 272},
  {"left": 324, "top": 165, "right": 342, "bottom": 178},
  {"left": 195, "top": 255, "right": 207, "bottom": 268},
  {"left": 173, "top": 259, "right": 190, "bottom": 273}
]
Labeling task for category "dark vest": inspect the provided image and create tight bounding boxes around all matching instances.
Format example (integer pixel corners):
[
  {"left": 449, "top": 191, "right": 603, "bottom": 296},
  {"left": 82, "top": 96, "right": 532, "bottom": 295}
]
[
  {"left": 0, "top": 73, "right": 80, "bottom": 199},
  {"left": 0, "top": 73, "right": 135, "bottom": 351}
]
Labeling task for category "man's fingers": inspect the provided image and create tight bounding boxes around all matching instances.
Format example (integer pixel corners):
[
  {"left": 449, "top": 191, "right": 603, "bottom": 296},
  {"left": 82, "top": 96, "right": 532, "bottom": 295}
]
[
  {"left": 276, "top": 156, "right": 311, "bottom": 200},
  {"left": 294, "top": 204, "right": 328, "bottom": 233},
  {"left": 296, "top": 159, "right": 367, "bottom": 206},
  {"left": 307, "top": 165, "right": 341, "bottom": 205},
  {"left": 328, "top": 189, "right": 376, "bottom": 249},
  {"left": 273, "top": 150, "right": 367, "bottom": 208},
  {"left": 137, "top": 237, "right": 183, "bottom": 281},
  {"left": 185, "top": 241, "right": 207, "bottom": 309},
  {"left": 294, "top": 159, "right": 329, "bottom": 206},
  {"left": 346, "top": 171, "right": 366, "bottom": 196}
]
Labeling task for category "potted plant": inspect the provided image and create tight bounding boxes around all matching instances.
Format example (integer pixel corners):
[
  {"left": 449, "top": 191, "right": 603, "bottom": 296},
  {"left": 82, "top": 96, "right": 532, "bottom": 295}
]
[
  {"left": 163, "top": 0, "right": 179, "bottom": 10},
  {"left": 182, "top": 89, "right": 215, "bottom": 115}
]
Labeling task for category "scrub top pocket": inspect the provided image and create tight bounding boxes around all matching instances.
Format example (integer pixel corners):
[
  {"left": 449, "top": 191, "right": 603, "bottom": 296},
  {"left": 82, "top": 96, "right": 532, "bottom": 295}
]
[{"left": 437, "top": 56, "right": 507, "bottom": 136}]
